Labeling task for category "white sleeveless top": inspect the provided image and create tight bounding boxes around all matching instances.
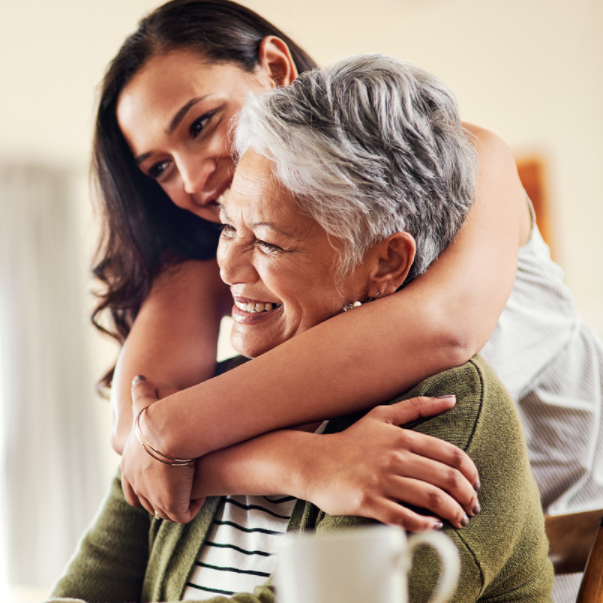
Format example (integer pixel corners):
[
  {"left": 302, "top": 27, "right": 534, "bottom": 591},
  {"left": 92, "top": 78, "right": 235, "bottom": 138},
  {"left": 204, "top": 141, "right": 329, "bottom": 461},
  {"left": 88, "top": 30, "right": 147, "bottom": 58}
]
[{"left": 480, "top": 210, "right": 603, "bottom": 603}]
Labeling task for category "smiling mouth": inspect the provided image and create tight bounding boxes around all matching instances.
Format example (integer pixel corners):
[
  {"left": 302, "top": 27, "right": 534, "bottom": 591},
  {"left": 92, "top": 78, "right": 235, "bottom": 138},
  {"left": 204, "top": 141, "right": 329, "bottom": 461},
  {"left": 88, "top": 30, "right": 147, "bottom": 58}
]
[
  {"left": 234, "top": 299, "right": 282, "bottom": 313},
  {"left": 232, "top": 297, "right": 283, "bottom": 324},
  {"left": 196, "top": 186, "right": 230, "bottom": 211}
]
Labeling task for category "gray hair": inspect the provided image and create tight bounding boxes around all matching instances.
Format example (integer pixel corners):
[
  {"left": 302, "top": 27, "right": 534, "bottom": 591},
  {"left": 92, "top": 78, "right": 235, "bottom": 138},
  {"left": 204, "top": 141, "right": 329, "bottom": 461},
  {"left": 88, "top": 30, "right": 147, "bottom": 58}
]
[{"left": 234, "top": 54, "right": 478, "bottom": 282}]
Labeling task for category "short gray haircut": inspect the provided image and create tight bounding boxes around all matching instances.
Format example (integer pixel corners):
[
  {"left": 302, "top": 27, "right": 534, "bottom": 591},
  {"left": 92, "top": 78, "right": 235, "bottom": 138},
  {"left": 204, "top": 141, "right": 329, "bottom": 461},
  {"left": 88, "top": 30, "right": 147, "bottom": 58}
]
[{"left": 234, "top": 54, "right": 478, "bottom": 282}]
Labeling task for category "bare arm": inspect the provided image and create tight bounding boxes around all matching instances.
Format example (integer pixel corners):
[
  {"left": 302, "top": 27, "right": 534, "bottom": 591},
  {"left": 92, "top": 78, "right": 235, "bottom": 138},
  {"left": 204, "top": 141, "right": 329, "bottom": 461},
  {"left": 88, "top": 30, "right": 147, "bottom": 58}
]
[
  {"left": 125, "top": 379, "right": 480, "bottom": 531},
  {"left": 141, "top": 125, "right": 528, "bottom": 459},
  {"left": 110, "top": 259, "right": 230, "bottom": 454}
]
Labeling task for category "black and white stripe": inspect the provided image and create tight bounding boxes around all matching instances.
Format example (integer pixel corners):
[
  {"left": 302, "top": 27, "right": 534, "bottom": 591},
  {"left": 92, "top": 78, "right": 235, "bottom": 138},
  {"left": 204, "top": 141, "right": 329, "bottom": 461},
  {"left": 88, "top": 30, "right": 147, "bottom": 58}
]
[{"left": 182, "top": 494, "right": 297, "bottom": 599}]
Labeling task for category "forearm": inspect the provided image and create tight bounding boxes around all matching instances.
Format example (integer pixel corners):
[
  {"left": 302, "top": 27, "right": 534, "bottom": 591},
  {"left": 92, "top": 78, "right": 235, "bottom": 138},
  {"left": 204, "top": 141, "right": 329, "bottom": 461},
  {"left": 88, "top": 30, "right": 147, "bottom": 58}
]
[
  {"left": 145, "top": 126, "right": 525, "bottom": 460},
  {"left": 110, "top": 260, "right": 229, "bottom": 454},
  {"left": 191, "top": 429, "right": 318, "bottom": 500}
]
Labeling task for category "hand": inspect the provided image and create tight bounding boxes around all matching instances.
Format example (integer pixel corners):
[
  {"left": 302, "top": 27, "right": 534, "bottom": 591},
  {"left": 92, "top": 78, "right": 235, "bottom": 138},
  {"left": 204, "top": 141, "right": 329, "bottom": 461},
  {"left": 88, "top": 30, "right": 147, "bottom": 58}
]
[
  {"left": 302, "top": 396, "right": 480, "bottom": 532},
  {"left": 120, "top": 376, "right": 205, "bottom": 524}
]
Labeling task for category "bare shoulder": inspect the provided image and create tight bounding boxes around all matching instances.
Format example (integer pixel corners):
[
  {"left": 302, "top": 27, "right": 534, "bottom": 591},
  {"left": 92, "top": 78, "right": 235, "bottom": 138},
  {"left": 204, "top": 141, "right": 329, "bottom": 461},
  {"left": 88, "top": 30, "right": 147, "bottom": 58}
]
[
  {"left": 463, "top": 122, "right": 516, "bottom": 167},
  {"left": 463, "top": 122, "right": 531, "bottom": 243}
]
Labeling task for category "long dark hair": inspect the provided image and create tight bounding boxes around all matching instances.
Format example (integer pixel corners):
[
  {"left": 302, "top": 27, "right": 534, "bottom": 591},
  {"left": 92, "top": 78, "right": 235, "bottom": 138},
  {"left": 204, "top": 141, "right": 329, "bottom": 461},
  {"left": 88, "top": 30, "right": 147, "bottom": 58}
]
[{"left": 92, "top": 0, "right": 317, "bottom": 390}]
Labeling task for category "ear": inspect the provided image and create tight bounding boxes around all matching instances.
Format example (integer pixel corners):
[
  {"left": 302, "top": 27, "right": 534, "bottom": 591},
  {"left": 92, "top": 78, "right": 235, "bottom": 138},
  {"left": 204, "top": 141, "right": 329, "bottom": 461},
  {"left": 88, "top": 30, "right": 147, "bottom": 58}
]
[
  {"left": 365, "top": 233, "right": 416, "bottom": 298},
  {"left": 257, "top": 36, "right": 298, "bottom": 87}
]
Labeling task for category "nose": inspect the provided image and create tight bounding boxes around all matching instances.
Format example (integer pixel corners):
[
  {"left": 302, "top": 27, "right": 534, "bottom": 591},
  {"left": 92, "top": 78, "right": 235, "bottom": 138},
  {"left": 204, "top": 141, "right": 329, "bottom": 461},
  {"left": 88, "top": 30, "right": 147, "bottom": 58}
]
[
  {"left": 178, "top": 155, "right": 216, "bottom": 196},
  {"left": 217, "top": 237, "right": 258, "bottom": 287}
]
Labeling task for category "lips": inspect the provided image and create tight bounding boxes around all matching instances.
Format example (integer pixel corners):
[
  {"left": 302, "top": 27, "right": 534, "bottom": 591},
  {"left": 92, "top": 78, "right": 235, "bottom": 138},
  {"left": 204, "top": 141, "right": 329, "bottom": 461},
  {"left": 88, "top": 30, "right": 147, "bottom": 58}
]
[
  {"left": 231, "top": 296, "right": 283, "bottom": 324},
  {"left": 199, "top": 182, "right": 231, "bottom": 208},
  {"left": 234, "top": 299, "right": 281, "bottom": 313}
]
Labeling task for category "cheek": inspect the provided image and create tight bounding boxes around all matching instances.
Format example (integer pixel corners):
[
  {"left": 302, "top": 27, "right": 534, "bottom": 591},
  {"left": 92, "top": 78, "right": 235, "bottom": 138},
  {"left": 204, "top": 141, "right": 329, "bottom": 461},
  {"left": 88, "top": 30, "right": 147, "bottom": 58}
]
[
  {"left": 276, "top": 266, "right": 342, "bottom": 332},
  {"left": 161, "top": 180, "right": 186, "bottom": 208}
]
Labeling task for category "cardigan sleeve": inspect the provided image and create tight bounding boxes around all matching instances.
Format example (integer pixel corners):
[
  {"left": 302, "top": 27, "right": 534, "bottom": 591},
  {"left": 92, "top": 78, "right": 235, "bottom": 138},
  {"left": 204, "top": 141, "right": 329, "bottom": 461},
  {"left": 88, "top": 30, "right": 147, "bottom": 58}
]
[
  {"left": 298, "top": 356, "right": 553, "bottom": 603},
  {"left": 44, "top": 471, "right": 276, "bottom": 603},
  {"left": 47, "top": 471, "right": 151, "bottom": 603}
]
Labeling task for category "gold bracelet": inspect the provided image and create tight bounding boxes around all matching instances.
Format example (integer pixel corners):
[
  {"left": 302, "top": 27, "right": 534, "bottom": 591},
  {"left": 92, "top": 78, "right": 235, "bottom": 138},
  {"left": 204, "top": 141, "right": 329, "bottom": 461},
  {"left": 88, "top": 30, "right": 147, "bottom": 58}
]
[{"left": 134, "top": 406, "right": 195, "bottom": 467}]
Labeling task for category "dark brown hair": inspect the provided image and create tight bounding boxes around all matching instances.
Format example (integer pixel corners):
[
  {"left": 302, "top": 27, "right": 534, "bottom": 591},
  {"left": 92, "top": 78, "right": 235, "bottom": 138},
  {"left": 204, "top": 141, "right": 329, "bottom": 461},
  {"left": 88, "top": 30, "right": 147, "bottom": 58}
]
[{"left": 92, "top": 0, "right": 317, "bottom": 390}]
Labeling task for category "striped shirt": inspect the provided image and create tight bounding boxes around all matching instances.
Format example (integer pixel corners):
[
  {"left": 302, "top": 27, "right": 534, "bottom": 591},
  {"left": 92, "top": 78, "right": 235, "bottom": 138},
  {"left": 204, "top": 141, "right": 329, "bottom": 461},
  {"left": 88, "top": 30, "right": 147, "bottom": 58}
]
[
  {"left": 182, "top": 422, "right": 326, "bottom": 599},
  {"left": 182, "top": 494, "right": 295, "bottom": 599}
]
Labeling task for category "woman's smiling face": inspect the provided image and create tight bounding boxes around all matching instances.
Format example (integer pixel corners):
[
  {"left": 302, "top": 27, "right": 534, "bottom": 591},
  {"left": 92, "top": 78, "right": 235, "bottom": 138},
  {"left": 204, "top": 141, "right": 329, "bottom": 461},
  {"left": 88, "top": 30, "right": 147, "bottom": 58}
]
[
  {"left": 218, "top": 151, "right": 371, "bottom": 358},
  {"left": 116, "top": 50, "right": 276, "bottom": 223}
]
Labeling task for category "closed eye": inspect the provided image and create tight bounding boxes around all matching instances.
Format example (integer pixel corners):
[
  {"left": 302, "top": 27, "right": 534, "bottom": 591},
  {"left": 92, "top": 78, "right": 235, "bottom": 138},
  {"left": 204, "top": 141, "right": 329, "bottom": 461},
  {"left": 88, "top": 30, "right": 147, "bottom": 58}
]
[
  {"left": 256, "top": 240, "right": 282, "bottom": 255},
  {"left": 220, "top": 223, "right": 236, "bottom": 238}
]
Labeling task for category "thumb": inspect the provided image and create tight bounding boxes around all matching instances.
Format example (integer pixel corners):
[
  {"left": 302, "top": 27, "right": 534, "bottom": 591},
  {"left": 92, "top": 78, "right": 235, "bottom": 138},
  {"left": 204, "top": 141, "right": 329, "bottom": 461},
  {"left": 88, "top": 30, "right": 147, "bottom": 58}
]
[
  {"left": 385, "top": 395, "right": 457, "bottom": 426},
  {"left": 131, "top": 375, "right": 159, "bottom": 411}
]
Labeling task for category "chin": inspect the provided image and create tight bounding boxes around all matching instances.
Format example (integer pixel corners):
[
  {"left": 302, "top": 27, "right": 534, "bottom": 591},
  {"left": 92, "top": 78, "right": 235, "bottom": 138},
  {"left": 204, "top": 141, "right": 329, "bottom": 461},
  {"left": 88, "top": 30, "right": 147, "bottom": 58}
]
[{"left": 231, "top": 331, "right": 278, "bottom": 359}]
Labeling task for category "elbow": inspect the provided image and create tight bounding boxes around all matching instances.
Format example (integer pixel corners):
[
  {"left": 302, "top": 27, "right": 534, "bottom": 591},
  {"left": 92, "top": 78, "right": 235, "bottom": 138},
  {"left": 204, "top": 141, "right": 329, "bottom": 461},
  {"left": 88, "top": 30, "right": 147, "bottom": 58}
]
[
  {"left": 427, "top": 316, "right": 483, "bottom": 372},
  {"left": 440, "top": 333, "right": 477, "bottom": 369}
]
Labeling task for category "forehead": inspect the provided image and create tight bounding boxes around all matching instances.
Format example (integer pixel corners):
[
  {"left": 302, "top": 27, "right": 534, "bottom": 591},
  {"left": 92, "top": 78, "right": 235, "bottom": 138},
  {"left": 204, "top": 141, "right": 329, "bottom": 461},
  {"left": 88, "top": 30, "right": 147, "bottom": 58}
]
[
  {"left": 225, "top": 151, "right": 312, "bottom": 232},
  {"left": 116, "top": 50, "right": 248, "bottom": 139}
]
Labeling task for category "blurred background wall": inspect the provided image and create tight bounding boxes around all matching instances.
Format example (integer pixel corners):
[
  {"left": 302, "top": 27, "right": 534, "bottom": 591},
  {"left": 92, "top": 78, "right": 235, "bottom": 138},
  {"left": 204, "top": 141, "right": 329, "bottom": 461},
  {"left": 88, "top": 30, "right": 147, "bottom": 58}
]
[{"left": 0, "top": 0, "right": 602, "bottom": 599}]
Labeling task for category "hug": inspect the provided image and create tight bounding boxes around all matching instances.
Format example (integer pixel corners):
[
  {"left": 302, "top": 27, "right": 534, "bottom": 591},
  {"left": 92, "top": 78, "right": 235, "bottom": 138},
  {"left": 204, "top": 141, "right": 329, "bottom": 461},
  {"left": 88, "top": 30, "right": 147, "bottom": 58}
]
[{"left": 49, "top": 53, "right": 553, "bottom": 602}]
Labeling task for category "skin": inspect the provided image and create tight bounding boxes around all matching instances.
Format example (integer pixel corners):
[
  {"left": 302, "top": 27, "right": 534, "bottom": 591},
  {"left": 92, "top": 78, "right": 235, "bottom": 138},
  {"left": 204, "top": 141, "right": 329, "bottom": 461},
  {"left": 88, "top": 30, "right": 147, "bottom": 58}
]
[
  {"left": 115, "top": 40, "right": 529, "bottom": 527},
  {"left": 217, "top": 152, "right": 413, "bottom": 358},
  {"left": 124, "top": 151, "right": 480, "bottom": 530}
]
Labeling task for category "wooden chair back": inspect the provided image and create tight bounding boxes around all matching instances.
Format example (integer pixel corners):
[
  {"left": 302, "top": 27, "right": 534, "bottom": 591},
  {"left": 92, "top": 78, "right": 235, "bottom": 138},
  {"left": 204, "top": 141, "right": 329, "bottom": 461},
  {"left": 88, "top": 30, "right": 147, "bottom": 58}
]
[
  {"left": 545, "top": 509, "right": 603, "bottom": 574},
  {"left": 576, "top": 516, "right": 603, "bottom": 603},
  {"left": 545, "top": 509, "right": 603, "bottom": 602}
]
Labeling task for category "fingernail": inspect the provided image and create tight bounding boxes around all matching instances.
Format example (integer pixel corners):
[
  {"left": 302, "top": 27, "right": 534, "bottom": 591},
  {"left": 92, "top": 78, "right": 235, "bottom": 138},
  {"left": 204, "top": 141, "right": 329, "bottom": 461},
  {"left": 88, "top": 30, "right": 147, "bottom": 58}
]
[
  {"left": 461, "top": 513, "right": 469, "bottom": 528},
  {"left": 472, "top": 501, "right": 481, "bottom": 516},
  {"left": 473, "top": 478, "right": 481, "bottom": 491},
  {"left": 436, "top": 395, "right": 456, "bottom": 401},
  {"left": 433, "top": 521, "right": 444, "bottom": 530},
  {"left": 132, "top": 375, "right": 146, "bottom": 387}
]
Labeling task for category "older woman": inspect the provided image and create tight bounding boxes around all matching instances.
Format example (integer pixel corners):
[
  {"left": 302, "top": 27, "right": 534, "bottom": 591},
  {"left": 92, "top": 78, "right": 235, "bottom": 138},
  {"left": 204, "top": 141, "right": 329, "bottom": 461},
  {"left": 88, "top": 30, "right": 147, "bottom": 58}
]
[{"left": 49, "top": 55, "right": 552, "bottom": 603}]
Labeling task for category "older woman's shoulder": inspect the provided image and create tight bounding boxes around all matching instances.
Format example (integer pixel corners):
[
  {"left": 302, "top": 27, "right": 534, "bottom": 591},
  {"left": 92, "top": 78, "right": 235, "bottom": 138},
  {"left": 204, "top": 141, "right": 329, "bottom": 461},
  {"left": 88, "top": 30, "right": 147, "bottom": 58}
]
[{"left": 398, "top": 355, "right": 514, "bottom": 450}]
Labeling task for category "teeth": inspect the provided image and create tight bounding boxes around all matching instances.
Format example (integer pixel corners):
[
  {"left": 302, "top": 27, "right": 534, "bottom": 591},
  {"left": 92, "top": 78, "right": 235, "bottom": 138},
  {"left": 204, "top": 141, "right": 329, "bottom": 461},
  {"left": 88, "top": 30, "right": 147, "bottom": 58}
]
[
  {"left": 234, "top": 300, "right": 280, "bottom": 313},
  {"left": 217, "top": 187, "right": 231, "bottom": 205}
]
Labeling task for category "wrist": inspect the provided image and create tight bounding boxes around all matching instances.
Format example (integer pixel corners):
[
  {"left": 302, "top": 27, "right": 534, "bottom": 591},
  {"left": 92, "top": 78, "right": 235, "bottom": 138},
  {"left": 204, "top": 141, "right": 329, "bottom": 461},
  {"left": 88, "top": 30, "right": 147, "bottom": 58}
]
[
  {"left": 287, "top": 432, "right": 325, "bottom": 502},
  {"left": 136, "top": 405, "right": 195, "bottom": 466}
]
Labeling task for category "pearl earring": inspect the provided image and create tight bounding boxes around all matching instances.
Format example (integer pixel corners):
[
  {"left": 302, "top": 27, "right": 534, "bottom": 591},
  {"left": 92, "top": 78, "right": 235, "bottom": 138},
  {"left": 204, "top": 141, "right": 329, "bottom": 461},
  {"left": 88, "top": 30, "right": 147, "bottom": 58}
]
[{"left": 341, "top": 291, "right": 380, "bottom": 312}]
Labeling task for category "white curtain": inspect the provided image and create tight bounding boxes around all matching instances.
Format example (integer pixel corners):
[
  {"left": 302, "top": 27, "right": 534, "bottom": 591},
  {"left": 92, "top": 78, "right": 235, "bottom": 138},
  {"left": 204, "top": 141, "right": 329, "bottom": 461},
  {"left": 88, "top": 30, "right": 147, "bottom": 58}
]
[{"left": 0, "top": 164, "right": 105, "bottom": 589}]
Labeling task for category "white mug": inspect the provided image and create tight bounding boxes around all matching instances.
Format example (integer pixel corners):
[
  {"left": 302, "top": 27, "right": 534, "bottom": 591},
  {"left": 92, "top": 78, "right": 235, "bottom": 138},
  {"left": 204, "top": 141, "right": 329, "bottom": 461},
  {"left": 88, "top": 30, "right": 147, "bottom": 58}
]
[{"left": 275, "top": 525, "right": 460, "bottom": 603}]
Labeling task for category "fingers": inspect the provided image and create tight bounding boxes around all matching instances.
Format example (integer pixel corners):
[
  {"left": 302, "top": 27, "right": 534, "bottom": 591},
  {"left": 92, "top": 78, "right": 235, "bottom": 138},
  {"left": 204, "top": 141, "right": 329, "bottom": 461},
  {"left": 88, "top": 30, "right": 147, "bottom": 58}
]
[
  {"left": 386, "top": 475, "right": 472, "bottom": 529},
  {"left": 131, "top": 375, "right": 159, "bottom": 411},
  {"left": 402, "top": 430, "right": 480, "bottom": 492},
  {"left": 121, "top": 475, "right": 142, "bottom": 508},
  {"left": 359, "top": 498, "right": 445, "bottom": 533},
  {"left": 384, "top": 449, "right": 478, "bottom": 518},
  {"left": 370, "top": 396, "right": 456, "bottom": 427},
  {"left": 137, "top": 494, "right": 155, "bottom": 517}
]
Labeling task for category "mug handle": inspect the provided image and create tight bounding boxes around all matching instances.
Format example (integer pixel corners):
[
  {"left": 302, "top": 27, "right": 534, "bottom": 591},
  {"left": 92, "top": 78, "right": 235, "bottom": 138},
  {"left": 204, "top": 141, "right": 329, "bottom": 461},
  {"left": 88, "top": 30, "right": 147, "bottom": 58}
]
[{"left": 406, "top": 532, "right": 460, "bottom": 603}]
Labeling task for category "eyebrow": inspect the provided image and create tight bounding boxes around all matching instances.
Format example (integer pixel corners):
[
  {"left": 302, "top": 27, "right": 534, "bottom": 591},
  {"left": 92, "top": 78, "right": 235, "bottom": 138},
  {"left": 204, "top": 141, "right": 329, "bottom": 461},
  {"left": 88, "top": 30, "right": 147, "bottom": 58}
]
[
  {"left": 250, "top": 221, "right": 295, "bottom": 239},
  {"left": 134, "top": 95, "right": 209, "bottom": 166},
  {"left": 219, "top": 206, "right": 295, "bottom": 239},
  {"left": 167, "top": 96, "right": 208, "bottom": 135},
  {"left": 135, "top": 151, "right": 153, "bottom": 166}
]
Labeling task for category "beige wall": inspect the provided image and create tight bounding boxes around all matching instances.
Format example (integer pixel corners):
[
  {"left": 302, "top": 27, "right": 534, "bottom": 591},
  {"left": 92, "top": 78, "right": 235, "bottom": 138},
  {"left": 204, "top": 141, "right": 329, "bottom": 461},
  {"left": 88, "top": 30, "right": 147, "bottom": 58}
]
[{"left": 2, "top": 0, "right": 602, "bottom": 481}]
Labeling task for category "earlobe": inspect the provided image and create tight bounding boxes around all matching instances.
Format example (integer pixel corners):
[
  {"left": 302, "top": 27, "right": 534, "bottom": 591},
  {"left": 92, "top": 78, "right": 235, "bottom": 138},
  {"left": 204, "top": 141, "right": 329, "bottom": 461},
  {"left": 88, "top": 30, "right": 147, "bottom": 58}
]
[{"left": 257, "top": 36, "right": 298, "bottom": 87}]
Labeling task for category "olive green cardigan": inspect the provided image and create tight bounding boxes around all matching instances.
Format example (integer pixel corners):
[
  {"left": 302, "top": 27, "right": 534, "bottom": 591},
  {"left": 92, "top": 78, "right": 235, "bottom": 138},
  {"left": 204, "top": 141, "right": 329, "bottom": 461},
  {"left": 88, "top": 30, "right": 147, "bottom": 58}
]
[{"left": 48, "top": 356, "right": 553, "bottom": 603}]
